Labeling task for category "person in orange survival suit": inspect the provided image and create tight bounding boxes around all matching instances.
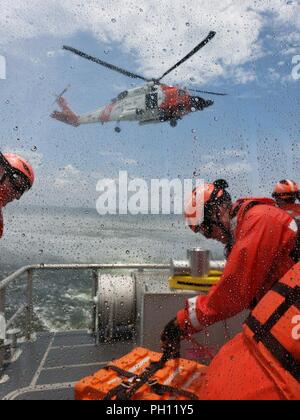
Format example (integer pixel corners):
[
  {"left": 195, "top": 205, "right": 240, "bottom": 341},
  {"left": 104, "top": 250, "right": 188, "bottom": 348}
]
[
  {"left": 0, "top": 152, "right": 35, "bottom": 237},
  {"left": 272, "top": 179, "right": 300, "bottom": 221},
  {"left": 161, "top": 180, "right": 300, "bottom": 400}
]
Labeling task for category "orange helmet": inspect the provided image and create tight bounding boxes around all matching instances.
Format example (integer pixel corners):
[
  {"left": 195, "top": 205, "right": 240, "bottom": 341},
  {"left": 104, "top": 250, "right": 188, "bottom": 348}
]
[
  {"left": 272, "top": 179, "right": 299, "bottom": 202},
  {"left": 185, "top": 179, "right": 231, "bottom": 235},
  {"left": 0, "top": 153, "right": 35, "bottom": 193}
]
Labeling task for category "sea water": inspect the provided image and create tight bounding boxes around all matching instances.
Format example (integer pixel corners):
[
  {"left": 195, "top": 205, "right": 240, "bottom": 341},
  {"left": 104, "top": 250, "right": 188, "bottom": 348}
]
[{"left": 0, "top": 205, "right": 223, "bottom": 331}]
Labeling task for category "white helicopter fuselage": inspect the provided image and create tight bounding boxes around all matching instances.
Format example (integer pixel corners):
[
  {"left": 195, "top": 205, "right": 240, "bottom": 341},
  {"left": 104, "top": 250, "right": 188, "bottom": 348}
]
[{"left": 76, "top": 83, "right": 164, "bottom": 125}]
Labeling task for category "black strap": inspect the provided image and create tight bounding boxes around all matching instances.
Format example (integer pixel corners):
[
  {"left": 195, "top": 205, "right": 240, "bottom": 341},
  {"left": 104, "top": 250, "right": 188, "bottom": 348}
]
[
  {"left": 103, "top": 382, "right": 133, "bottom": 401},
  {"left": 103, "top": 364, "right": 137, "bottom": 379},
  {"left": 272, "top": 283, "right": 300, "bottom": 310},
  {"left": 245, "top": 282, "right": 300, "bottom": 382},
  {"left": 102, "top": 357, "right": 166, "bottom": 400},
  {"left": 246, "top": 315, "right": 300, "bottom": 382},
  {"left": 119, "top": 357, "right": 167, "bottom": 400},
  {"left": 102, "top": 353, "right": 199, "bottom": 401},
  {"left": 253, "top": 285, "right": 300, "bottom": 339},
  {"left": 102, "top": 365, "right": 138, "bottom": 400},
  {"left": 150, "top": 382, "right": 199, "bottom": 400}
]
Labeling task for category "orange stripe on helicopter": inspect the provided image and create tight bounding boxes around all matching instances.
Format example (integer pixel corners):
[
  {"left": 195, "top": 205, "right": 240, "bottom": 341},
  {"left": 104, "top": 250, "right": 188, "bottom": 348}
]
[{"left": 99, "top": 102, "right": 116, "bottom": 123}]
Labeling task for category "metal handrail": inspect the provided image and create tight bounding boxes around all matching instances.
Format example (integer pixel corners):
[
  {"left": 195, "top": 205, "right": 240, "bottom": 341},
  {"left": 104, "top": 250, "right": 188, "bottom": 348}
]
[
  {"left": 0, "top": 260, "right": 225, "bottom": 370},
  {"left": 0, "top": 264, "right": 170, "bottom": 340},
  {"left": 0, "top": 263, "right": 171, "bottom": 292},
  {"left": 0, "top": 262, "right": 173, "bottom": 370}
]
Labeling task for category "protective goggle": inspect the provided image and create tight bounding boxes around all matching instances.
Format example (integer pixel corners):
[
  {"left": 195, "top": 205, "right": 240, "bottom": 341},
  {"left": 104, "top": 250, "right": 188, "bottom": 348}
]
[
  {"left": 194, "top": 179, "right": 230, "bottom": 239},
  {"left": 272, "top": 192, "right": 299, "bottom": 199},
  {"left": 197, "top": 217, "right": 222, "bottom": 239},
  {"left": 0, "top": 153, "right": 31, "bottom": 195}
]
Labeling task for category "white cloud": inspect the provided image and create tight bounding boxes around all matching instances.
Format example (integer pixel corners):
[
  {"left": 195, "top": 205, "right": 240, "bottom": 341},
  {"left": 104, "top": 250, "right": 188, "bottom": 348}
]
[
  {"left": 1, "top": 1, "right": 300, "bottom": 85},
  {"left": 230, "top": 68, "right": 257, "bottom": 84},
  {"left": 200, "top": 161, "right": 252, "bottom": 177}
]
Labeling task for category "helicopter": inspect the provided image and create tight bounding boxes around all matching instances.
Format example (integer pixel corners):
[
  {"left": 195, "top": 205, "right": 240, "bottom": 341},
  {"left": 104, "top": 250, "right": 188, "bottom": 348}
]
[{"left": 51, "top": 31, "right": 227, "bottom": 132}]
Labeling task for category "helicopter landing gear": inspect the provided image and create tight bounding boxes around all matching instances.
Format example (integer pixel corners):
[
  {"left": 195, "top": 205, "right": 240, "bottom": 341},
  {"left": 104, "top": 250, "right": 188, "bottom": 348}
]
[
  {"left": 170, "top": 119, "right": 178, "bottom": 128},
  {"left": 114, "top": 126, "right": 121, "bottom": 133}
]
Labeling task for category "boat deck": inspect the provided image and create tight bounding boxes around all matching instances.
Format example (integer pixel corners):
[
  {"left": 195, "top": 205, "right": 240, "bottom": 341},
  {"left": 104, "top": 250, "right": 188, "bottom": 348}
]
[{"left": 0, "top": 330, "right": 134, "bottom": 400}]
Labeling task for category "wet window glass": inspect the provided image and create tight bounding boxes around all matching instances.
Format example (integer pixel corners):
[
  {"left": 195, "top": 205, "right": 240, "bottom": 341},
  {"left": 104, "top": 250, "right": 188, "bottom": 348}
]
[{"left": 0, "top": 0, "right": 299, "bottom": 401}]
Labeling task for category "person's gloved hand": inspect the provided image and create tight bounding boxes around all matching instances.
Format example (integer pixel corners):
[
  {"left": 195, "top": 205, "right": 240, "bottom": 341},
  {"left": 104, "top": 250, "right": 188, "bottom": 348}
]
[{"left": 161, "top": 318, "right": 182, "bottom": 360}]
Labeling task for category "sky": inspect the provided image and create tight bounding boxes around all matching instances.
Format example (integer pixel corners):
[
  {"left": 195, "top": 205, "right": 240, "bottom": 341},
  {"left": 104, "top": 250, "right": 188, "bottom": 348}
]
[{"left": 0, "top": 0, "right": 300, "bottom": 208}]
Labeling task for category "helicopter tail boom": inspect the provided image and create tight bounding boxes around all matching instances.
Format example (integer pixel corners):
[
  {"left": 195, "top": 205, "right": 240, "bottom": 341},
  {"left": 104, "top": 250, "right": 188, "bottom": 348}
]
[{"left": 51, "top": 96, "right": 80, "bottom": 127}]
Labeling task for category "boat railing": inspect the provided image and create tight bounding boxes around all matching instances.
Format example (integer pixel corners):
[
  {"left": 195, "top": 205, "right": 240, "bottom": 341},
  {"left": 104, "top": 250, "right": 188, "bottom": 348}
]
[
  {"left": 0, "top": 263, "right": 171, "bottom": 370},
  {"left": 0, "top": 260, "right": 225, "bottom": 370}
]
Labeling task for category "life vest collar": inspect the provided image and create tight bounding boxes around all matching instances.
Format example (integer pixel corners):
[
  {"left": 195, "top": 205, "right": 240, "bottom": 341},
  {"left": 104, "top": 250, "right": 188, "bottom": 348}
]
[{"left": 230, "top": 197, "right": 276, "bottom": 220}]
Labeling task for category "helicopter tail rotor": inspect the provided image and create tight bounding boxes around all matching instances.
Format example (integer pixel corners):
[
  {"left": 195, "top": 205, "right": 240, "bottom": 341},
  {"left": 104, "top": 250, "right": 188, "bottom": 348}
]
[
  {"left": 51, "top": 95, "right": 80, "bottom": 127},
  {"left": 52, "top": 84, "right": 71, "bottom": 105}
]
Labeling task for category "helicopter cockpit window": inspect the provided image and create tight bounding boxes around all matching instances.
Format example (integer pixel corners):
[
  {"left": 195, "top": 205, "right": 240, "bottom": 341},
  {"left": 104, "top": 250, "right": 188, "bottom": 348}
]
[{"left": 117, "top": 91, "right": 128, "bottom": 101}]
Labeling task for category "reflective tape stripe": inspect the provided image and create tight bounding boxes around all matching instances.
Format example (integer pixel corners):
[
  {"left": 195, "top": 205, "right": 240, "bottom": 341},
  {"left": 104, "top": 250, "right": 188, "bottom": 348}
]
[
  {"left": 187, "top": 297, "right": 203, "bottom": 331},
  {"left": 182, "top": 370, "right": 203, "bottom": 390},
  {"left": 289, "top": 220, "right": 298, "bottom": 233},
  {"left": 163, "top": 367, "right": 182, "bottom": 386}
]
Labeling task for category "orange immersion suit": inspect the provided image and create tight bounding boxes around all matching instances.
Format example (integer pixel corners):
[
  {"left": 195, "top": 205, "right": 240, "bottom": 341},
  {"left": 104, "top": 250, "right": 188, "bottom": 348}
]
[{"left": 177, "top": 198, "right": 300, "bottom": 399}]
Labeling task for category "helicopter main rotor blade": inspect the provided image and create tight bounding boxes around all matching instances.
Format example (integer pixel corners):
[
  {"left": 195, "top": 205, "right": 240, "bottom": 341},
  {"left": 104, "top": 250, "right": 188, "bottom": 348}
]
[
  {"left": 63, "top": 46, "right": 151, "bottom": 82},
  {"left": 188, "top": 88, "right": 228, "bottom": 96},
  {"left": 157, "top": 31, "right": 216, "bottom": 82}
]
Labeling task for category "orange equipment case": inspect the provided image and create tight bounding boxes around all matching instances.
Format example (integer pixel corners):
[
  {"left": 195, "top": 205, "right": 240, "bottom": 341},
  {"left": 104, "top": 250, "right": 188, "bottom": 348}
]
[{"left": 75, "top": 347, "right": 207, "bottom": 400}]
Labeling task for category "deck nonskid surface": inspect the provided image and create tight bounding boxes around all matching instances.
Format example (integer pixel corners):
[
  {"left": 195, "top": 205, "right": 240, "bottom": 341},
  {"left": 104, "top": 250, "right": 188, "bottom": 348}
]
[{"left": 0, "top": 331, "right": 134, "bottom": 400}]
